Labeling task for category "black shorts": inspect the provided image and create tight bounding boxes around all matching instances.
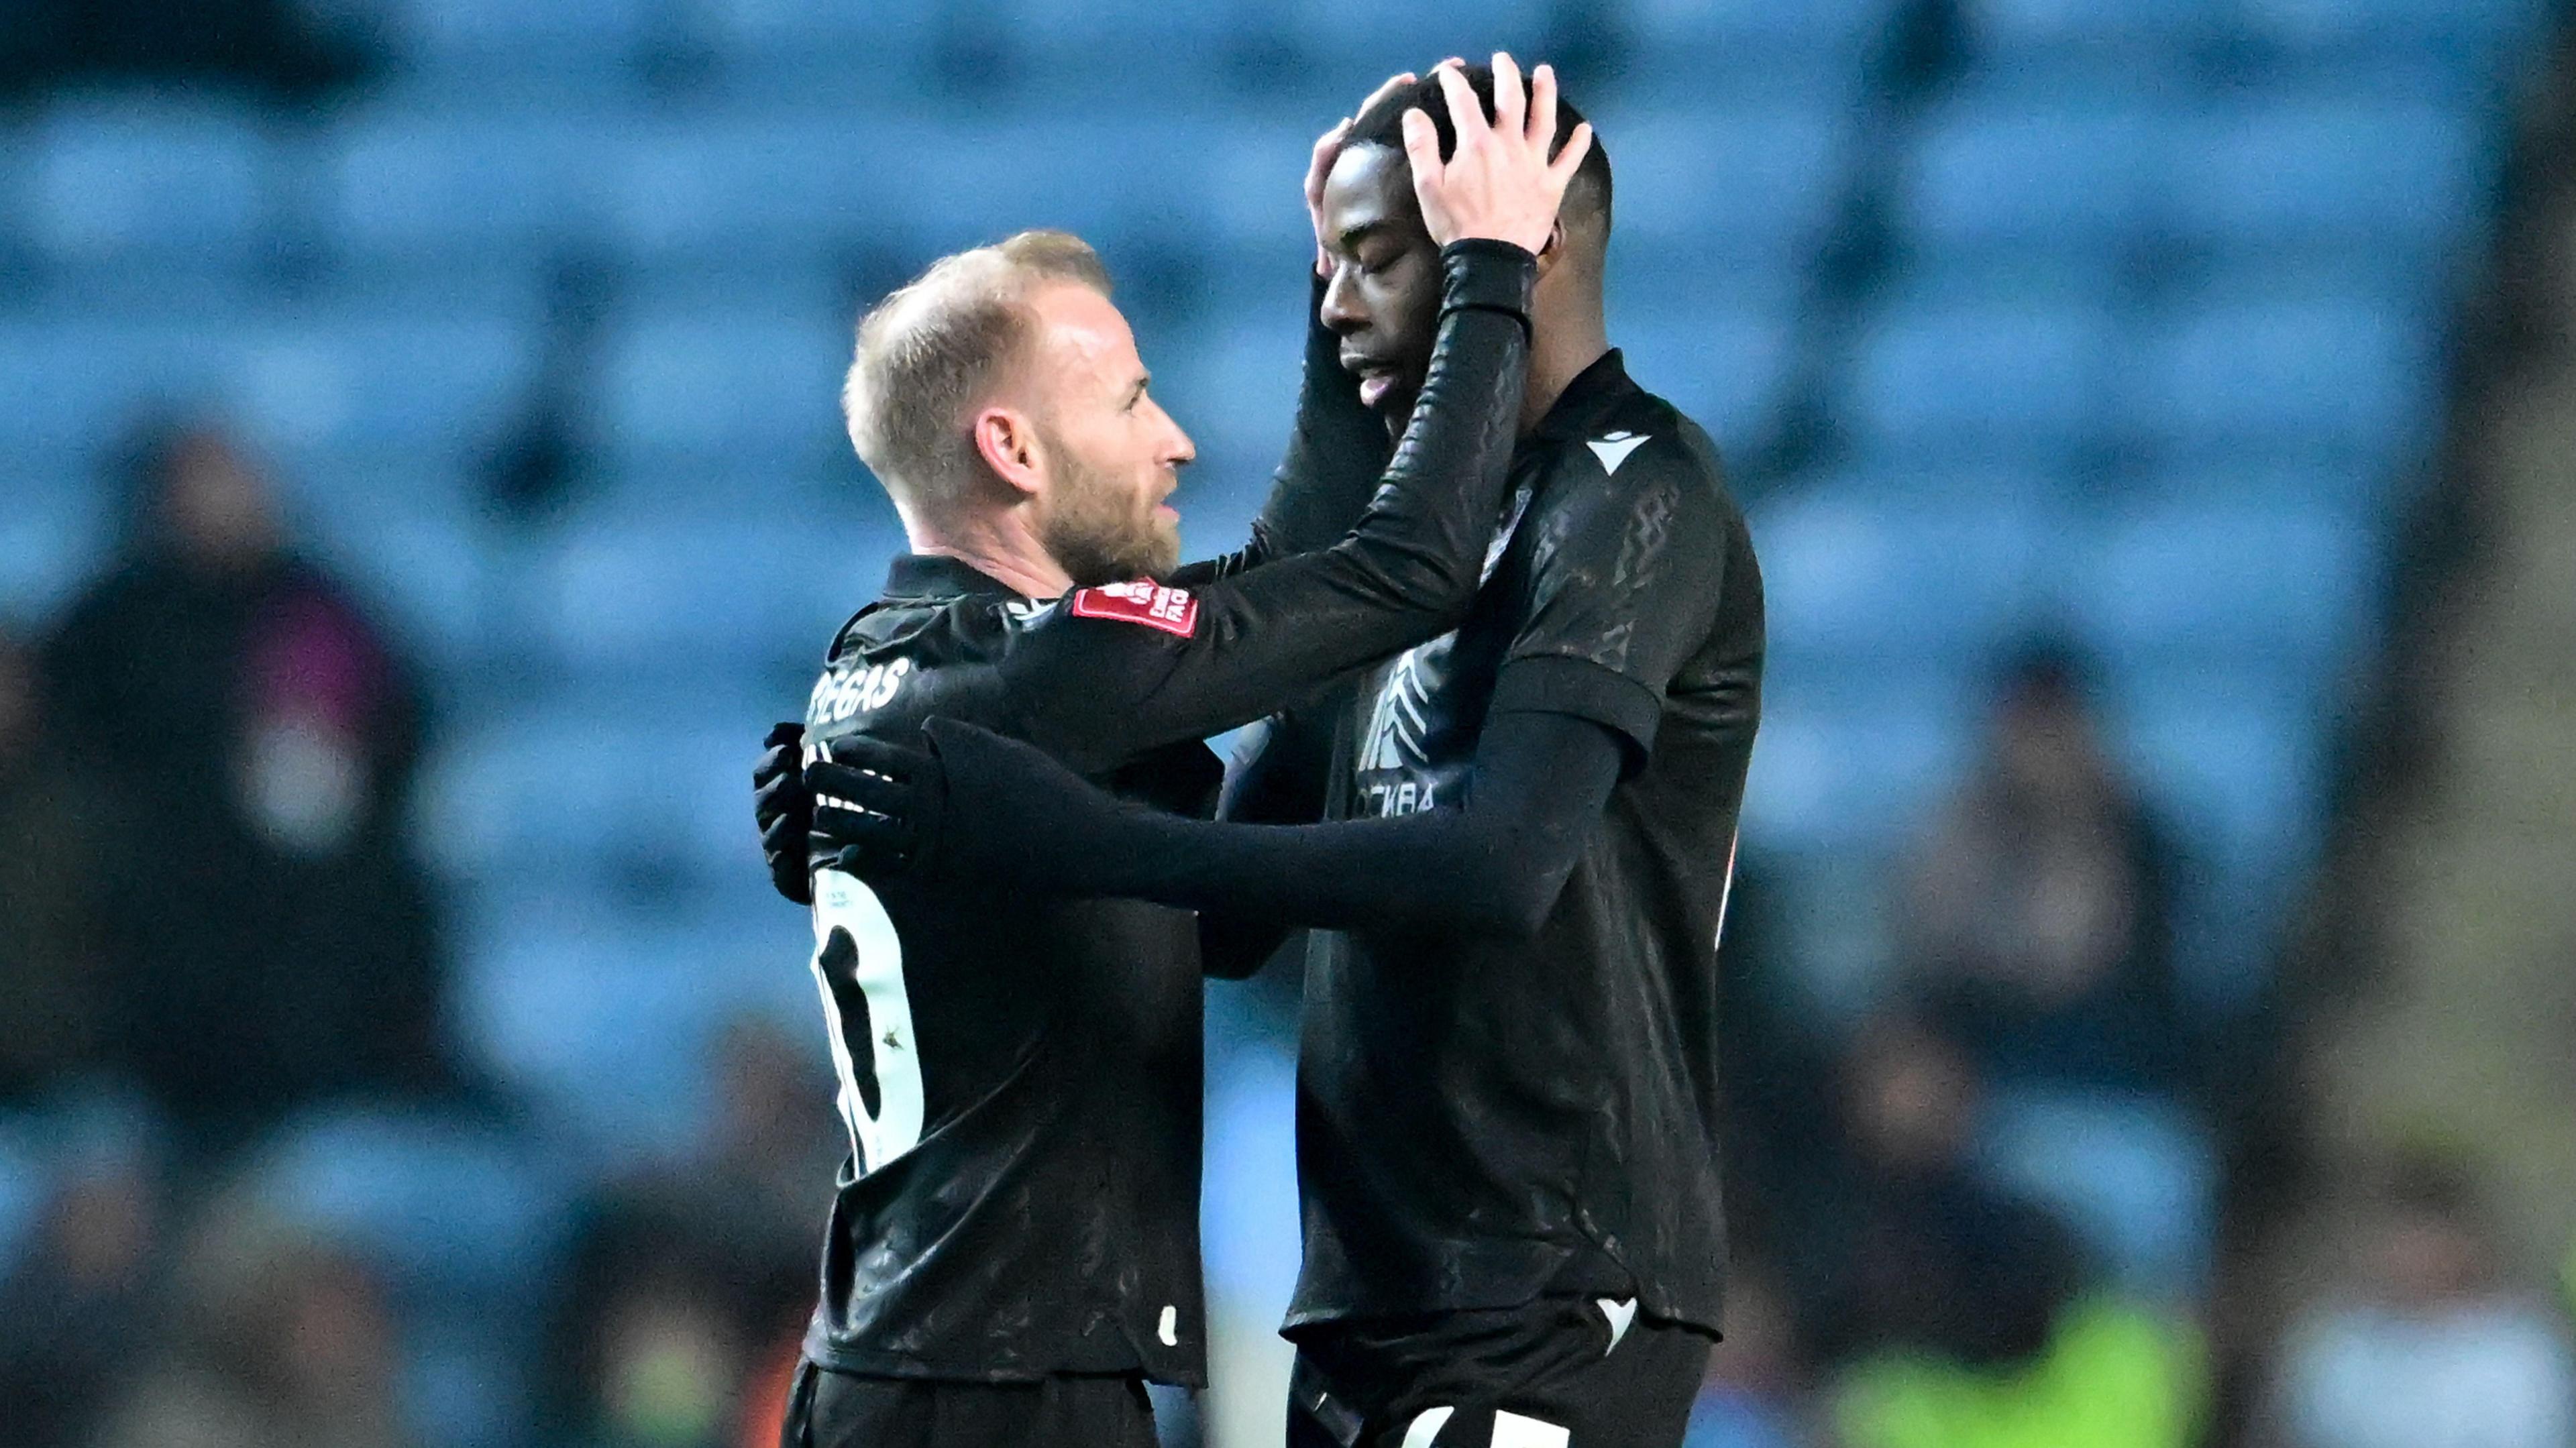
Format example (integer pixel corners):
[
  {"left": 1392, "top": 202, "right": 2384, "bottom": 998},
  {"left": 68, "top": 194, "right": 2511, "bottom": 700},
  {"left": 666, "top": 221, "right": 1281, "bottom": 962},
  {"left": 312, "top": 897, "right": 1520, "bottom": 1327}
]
[
  {"left": 1287, "top": 1296, "right": 1712, "bottom": 1448},
  {"left": 782, "top": 1359, "right": 1159, "bottom": 1448}
]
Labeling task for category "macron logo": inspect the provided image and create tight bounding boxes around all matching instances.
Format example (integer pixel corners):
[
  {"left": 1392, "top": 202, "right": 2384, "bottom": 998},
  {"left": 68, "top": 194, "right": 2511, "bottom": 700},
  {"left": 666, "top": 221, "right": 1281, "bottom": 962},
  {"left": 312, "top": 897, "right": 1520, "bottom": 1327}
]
[{"left": 1588, "top": 431, "right": 1650, "bottom": 476}]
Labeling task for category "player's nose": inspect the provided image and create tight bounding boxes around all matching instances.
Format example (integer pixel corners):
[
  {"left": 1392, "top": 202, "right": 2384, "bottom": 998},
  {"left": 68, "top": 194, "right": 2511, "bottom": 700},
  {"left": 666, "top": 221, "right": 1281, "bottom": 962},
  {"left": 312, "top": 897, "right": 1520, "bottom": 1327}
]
[
  {"left": 1320, "top": 266, "right": 1368, "bottom": 335},
  {"left": 1150, "top": 398, "right": 1194, "bottom": 465}
]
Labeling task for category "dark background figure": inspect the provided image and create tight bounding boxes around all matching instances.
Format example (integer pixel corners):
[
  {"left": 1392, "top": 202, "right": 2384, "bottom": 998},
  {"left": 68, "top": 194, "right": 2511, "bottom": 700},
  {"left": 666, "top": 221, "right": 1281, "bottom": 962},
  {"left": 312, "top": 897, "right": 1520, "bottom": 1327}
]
[
  {"left": 87, "top": 1188, "right": 418, "bottom": 1448},
  {"left": 40, "top": 423, "right": 453, "bottom": 1152},
  {"left": 0, "top": 626, "right": 109, "bottom": 1104},
  {"left": 1780, "top": 1013, "right": 2082, "bottom": 1372},
  {"left": 0, "top": 1108, "right": 162, "bottom": 1448},
  {"left": 1898, "top": 642, "right": 2190, "bottom": 1097},
  {"left": 537, "top": 1015, "right": 842, "bottom": 1448}
]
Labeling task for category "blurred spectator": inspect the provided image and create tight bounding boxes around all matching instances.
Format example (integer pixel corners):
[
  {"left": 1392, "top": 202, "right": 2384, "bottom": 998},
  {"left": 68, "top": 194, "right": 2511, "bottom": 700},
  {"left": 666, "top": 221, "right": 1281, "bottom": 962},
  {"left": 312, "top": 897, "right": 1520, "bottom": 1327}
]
[
  {"left": 89, "top": 1190, "right": 415, "bottom": 1448},
  {"left": 42, "top": 423, "right": 455, "bottom": 1152},
  {"left": 1897, "top": 643, "right": 2188, "bottom": 1095},
  {"left": 0, "top": 627, "right": 110, "bottom": 1102},
  {"left": 1685, "top": 1271, "right": 1811, "bottom": 1448},
  {"left": 1782, "top": 1014, "right": 2082, "bottom": 1370},
  {"left": 1794, "top": 1022, "right": 2202, "bottom": 1448},
  {"left": 543, "top": 1017, "right": 841, "bottom": 1448},
  {"left": 2263, "top": 1151, "right": 2575, "bottom": 1448},
  {"left": 0, "top": 1111, "right": 162, "bottom": 1448}
]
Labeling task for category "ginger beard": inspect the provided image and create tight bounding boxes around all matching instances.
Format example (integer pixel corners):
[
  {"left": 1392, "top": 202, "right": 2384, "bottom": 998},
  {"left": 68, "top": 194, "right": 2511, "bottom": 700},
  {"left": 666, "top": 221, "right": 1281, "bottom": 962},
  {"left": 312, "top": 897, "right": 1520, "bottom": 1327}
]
[{"left": 1034, "top": 427, "right": 1182, "bottom": 588}]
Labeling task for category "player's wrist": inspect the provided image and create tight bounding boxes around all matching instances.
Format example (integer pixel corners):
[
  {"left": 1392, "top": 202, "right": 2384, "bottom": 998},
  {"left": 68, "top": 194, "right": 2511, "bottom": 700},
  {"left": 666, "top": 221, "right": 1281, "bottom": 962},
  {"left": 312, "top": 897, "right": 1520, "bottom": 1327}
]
[{"left": 1437, "top": 239, "right": 1538, "bottom": 325}]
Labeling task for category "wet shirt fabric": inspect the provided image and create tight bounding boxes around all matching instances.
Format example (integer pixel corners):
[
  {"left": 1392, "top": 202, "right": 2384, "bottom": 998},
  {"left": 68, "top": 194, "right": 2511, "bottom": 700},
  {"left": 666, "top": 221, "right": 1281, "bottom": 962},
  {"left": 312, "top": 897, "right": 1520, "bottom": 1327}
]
[
  {"left": 1293, "top": 349, "right": 1766, "bottom": 1338},
  {"left": 793, "top": 241, "right": 1540, "bottom": 1385}
]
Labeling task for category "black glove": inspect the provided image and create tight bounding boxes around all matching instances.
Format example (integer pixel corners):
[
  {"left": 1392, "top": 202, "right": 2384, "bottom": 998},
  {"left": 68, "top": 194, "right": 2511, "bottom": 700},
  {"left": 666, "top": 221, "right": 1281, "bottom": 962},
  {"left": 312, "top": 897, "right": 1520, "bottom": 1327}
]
[
  {"left": 804, "top": 730, "right": 946, "bottom": 883},
  {"left": 803, "top": 718, "right": 1115, "bottom": 889},
  {"left": 753, "top": 721, "right": 813, "bottom": 905}
]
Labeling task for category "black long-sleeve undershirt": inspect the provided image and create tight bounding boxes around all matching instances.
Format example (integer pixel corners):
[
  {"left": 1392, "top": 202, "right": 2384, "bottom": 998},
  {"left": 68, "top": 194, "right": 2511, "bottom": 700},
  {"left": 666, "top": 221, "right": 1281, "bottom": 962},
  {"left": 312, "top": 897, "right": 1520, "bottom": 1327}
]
[{"left": 921, "top": 708, "right": 1627, "bottom": 941}]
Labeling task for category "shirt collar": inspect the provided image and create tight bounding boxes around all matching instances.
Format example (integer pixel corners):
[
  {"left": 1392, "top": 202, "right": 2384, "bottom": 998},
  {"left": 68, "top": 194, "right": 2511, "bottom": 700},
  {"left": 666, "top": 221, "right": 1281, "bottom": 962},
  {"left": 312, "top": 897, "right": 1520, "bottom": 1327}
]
[
  {"left": 1529, "top": 348, "right": 1638, "bottom": 445},
  {"left": 881, "top": 553, "right": 1023, "bottom": 602}
]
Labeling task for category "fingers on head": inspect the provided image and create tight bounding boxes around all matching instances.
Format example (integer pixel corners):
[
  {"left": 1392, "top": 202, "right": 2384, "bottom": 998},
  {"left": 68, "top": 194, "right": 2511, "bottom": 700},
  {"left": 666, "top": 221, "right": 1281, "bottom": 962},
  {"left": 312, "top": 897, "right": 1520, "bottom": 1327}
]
[
  {"left": 1489, "top": 52, "right": 1524, "bottom": 133},
  {"left": 1553, "top": 121, "right": 1595, "bottom": 180},
  {"left": 1433, "top": 64, "right": 1483, "bottom": 139},
  {"left": 1529, "top": 62, "right": 1558, "bottom": 146},
  {"left": 1400, "top": 107, "right": 1437, "bottom": 164}
]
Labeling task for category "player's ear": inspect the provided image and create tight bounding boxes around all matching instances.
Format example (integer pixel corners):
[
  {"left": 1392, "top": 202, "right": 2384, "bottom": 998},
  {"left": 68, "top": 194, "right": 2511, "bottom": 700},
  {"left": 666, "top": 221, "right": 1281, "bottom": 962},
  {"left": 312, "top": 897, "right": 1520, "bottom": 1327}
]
[
  {"left": 1533, "top": 217, "right": 1568, "bottom": 274},
  {"left": 971, "top": 406, "right": 1044, "bottom": 500}
]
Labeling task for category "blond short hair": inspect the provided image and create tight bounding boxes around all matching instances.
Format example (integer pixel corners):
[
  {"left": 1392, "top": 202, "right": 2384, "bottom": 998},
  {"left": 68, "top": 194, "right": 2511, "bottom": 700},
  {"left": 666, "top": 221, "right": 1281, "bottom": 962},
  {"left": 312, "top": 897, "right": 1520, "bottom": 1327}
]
[{"left": 842, "top": 229, "right": 1112, "bottom": 517}]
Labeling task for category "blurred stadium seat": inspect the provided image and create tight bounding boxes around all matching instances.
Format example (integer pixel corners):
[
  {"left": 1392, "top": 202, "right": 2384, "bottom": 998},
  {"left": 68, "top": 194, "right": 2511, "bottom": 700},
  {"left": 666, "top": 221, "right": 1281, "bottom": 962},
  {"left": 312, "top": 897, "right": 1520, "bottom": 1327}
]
[
  {"left": 0, "top": 463, "right": 114, "bottom": 630},
  {"left": 321, "top": 106, "right": 619, "bottom": 276},
  {"left": 1897, "top": 89, "right": 2167, "bottom": 263},
  {"left": 1976, "top": 1089, "right": 2218, "bottom": 1300},
  {"left": 1590, "top": 103, "right": 1848, "bottom": 269},
  {"left": 2161, "top": 95, "right": 2488, "bottom": 267},
  {"left": 2116, "top": 294, "right": 2432, "bottom": 462},
  {"left": 1957, "top": 0, "right": 2235, "bottom": 61},
  {"left": 587, "top": 304, "right": 853, "bottom": 469},
  {"left": 19, "top": 99, "right": 277, "bottom": 279},
  {"left": 1843, "top": 292, "right": 2118, "bottom": 463}
]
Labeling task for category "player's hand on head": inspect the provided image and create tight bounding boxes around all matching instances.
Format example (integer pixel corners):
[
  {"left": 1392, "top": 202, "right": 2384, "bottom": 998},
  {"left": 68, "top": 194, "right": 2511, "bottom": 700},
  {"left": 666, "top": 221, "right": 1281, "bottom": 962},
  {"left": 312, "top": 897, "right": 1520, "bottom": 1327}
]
[
  {"left": 1405, "top": 53, "right": 1593, "bottom": 255},
  {"left": 1306, "top": 70, "right": 1418, "bottom": 276},
  {"left": 805, "top": 732, "right": 944, "bottom": 883},
  {"left": 753, "top": 721, "right": 813, "bottom": 905}
]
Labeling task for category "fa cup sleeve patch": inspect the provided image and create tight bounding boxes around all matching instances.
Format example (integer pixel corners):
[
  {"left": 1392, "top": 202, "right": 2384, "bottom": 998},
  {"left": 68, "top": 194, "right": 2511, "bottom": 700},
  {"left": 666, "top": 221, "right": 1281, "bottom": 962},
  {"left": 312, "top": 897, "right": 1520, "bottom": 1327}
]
[{"left": 1068, "top": 581, "right": 1199, "bottom": 637}]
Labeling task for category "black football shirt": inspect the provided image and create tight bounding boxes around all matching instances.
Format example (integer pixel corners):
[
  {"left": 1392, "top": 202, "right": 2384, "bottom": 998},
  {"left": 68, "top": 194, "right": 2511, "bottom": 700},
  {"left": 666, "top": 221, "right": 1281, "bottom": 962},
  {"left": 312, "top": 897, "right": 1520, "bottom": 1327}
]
[
  {"left": 1291, "top": 349, "right": 1766, "bottom": 1338},
  {"left": 789, "top": 241, "right": 1538, "bottom": 1384}
]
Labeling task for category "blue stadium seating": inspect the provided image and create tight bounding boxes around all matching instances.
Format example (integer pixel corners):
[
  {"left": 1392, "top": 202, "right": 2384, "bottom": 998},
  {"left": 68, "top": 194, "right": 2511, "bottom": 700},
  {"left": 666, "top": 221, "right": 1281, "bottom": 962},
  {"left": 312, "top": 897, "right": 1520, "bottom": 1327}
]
[
  {"left": 2116, "top": 293, "right": 2432, "bottom": 462},
  {"left": 1843, "top": 293, "right": 2118, "bottom": 463},
  {"left": 1265, "top": 0, "right": 1554, "bottom": 84},
  {"left": 19, "top": 100, "right": 275, "bottom": 274},
  {"left": 588, "top": 305, "right": 854, "bottom": 469},
  {"left": 1898, "top": 90, "right": 2168, "bottom": 261},
  {"left": 521, "top": 509, "right": 883, "bottom": 677},
  {"left": 2159, "top": 95, "right": 2488, "bottom": 266},
  {"left": 1621, "top": 0, "right": 1894, "bottom": 77},
  {"left": 0, "top": 1117, "right": 44, "bottom": 1275},
  {"left": 457, "top": 907, "right": 812, "bottom": 1167},
  {"left": 1591, "top": 105, "right": 1847, "bottom": 268},
  {"left": 2064, "top": 500, "right": 2380, "bottom": 681},
  {"left": 1740, "top": 683, "right": 1977, "bottom": 856},
  {"left": 0, "top": 463, "right": 113, "bottom": 631},
  {"left": 253, "top": 1107, "right": 570, "bottom": 1303},
  {"left": 223, "top": 307, "right": 545, "bottom": 471},
  {"left": 0, "top": 315, "right": 236, "bottom": 457},
  {"left": 321, "top": 107, "right": 622, "bottom": 269},
  {"left": 2237, "top": 0, "right": 2548, "bottom": 72},
  {"left": 604, "top": 113, "right": 896, "bottom": 276},
  {"left": 1754, "top": 488, "right": 2064, "bottom": 669},
  {"left": 1618, "top": 306, "right": 1799, "bottom": 455},
  {"left": 297, "top": 490, "right": 498, "bottom": 671},
  {"left": 1959, "top": 0, "right": 2236, "bottom": 60},
  {"left": 368, "top": 0, "right": 658, "bottom": 96},
  {"left": 1976, "top": 1088, "right": 2217, "bottom": 1300}
]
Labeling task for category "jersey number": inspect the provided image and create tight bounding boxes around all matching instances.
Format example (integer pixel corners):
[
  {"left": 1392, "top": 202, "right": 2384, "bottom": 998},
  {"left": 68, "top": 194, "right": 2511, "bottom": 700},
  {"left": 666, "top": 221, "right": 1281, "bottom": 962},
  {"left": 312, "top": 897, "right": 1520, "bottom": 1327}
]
[{"left": 810, "top": 869, "right": 926, "bottom": 1174}]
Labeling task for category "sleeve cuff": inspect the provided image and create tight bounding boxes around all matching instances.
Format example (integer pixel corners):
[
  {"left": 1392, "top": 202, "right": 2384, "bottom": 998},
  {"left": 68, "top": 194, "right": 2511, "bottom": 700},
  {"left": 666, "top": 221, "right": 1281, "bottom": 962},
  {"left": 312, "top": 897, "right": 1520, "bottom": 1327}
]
[
  {"left": 1438, "top": 239, "right": 1538, "bottom": 328},
  {"left": 1489, "top": 654, "right": 1664, "bottom": 775}
]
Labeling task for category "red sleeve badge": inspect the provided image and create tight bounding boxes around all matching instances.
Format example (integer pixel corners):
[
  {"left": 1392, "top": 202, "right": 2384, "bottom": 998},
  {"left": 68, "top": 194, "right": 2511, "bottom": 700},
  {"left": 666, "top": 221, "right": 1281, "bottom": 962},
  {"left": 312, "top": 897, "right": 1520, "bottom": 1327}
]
[{"left": 1067, "top": 581, "right": 1199, "bottom": 637}]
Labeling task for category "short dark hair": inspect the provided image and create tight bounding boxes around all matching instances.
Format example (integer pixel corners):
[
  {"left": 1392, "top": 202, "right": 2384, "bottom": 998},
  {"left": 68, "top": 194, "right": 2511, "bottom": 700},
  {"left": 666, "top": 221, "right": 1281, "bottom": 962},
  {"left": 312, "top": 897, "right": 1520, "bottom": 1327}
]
[{"left": 1347, "top": 63, "right": 1612, "bottom": 233}]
